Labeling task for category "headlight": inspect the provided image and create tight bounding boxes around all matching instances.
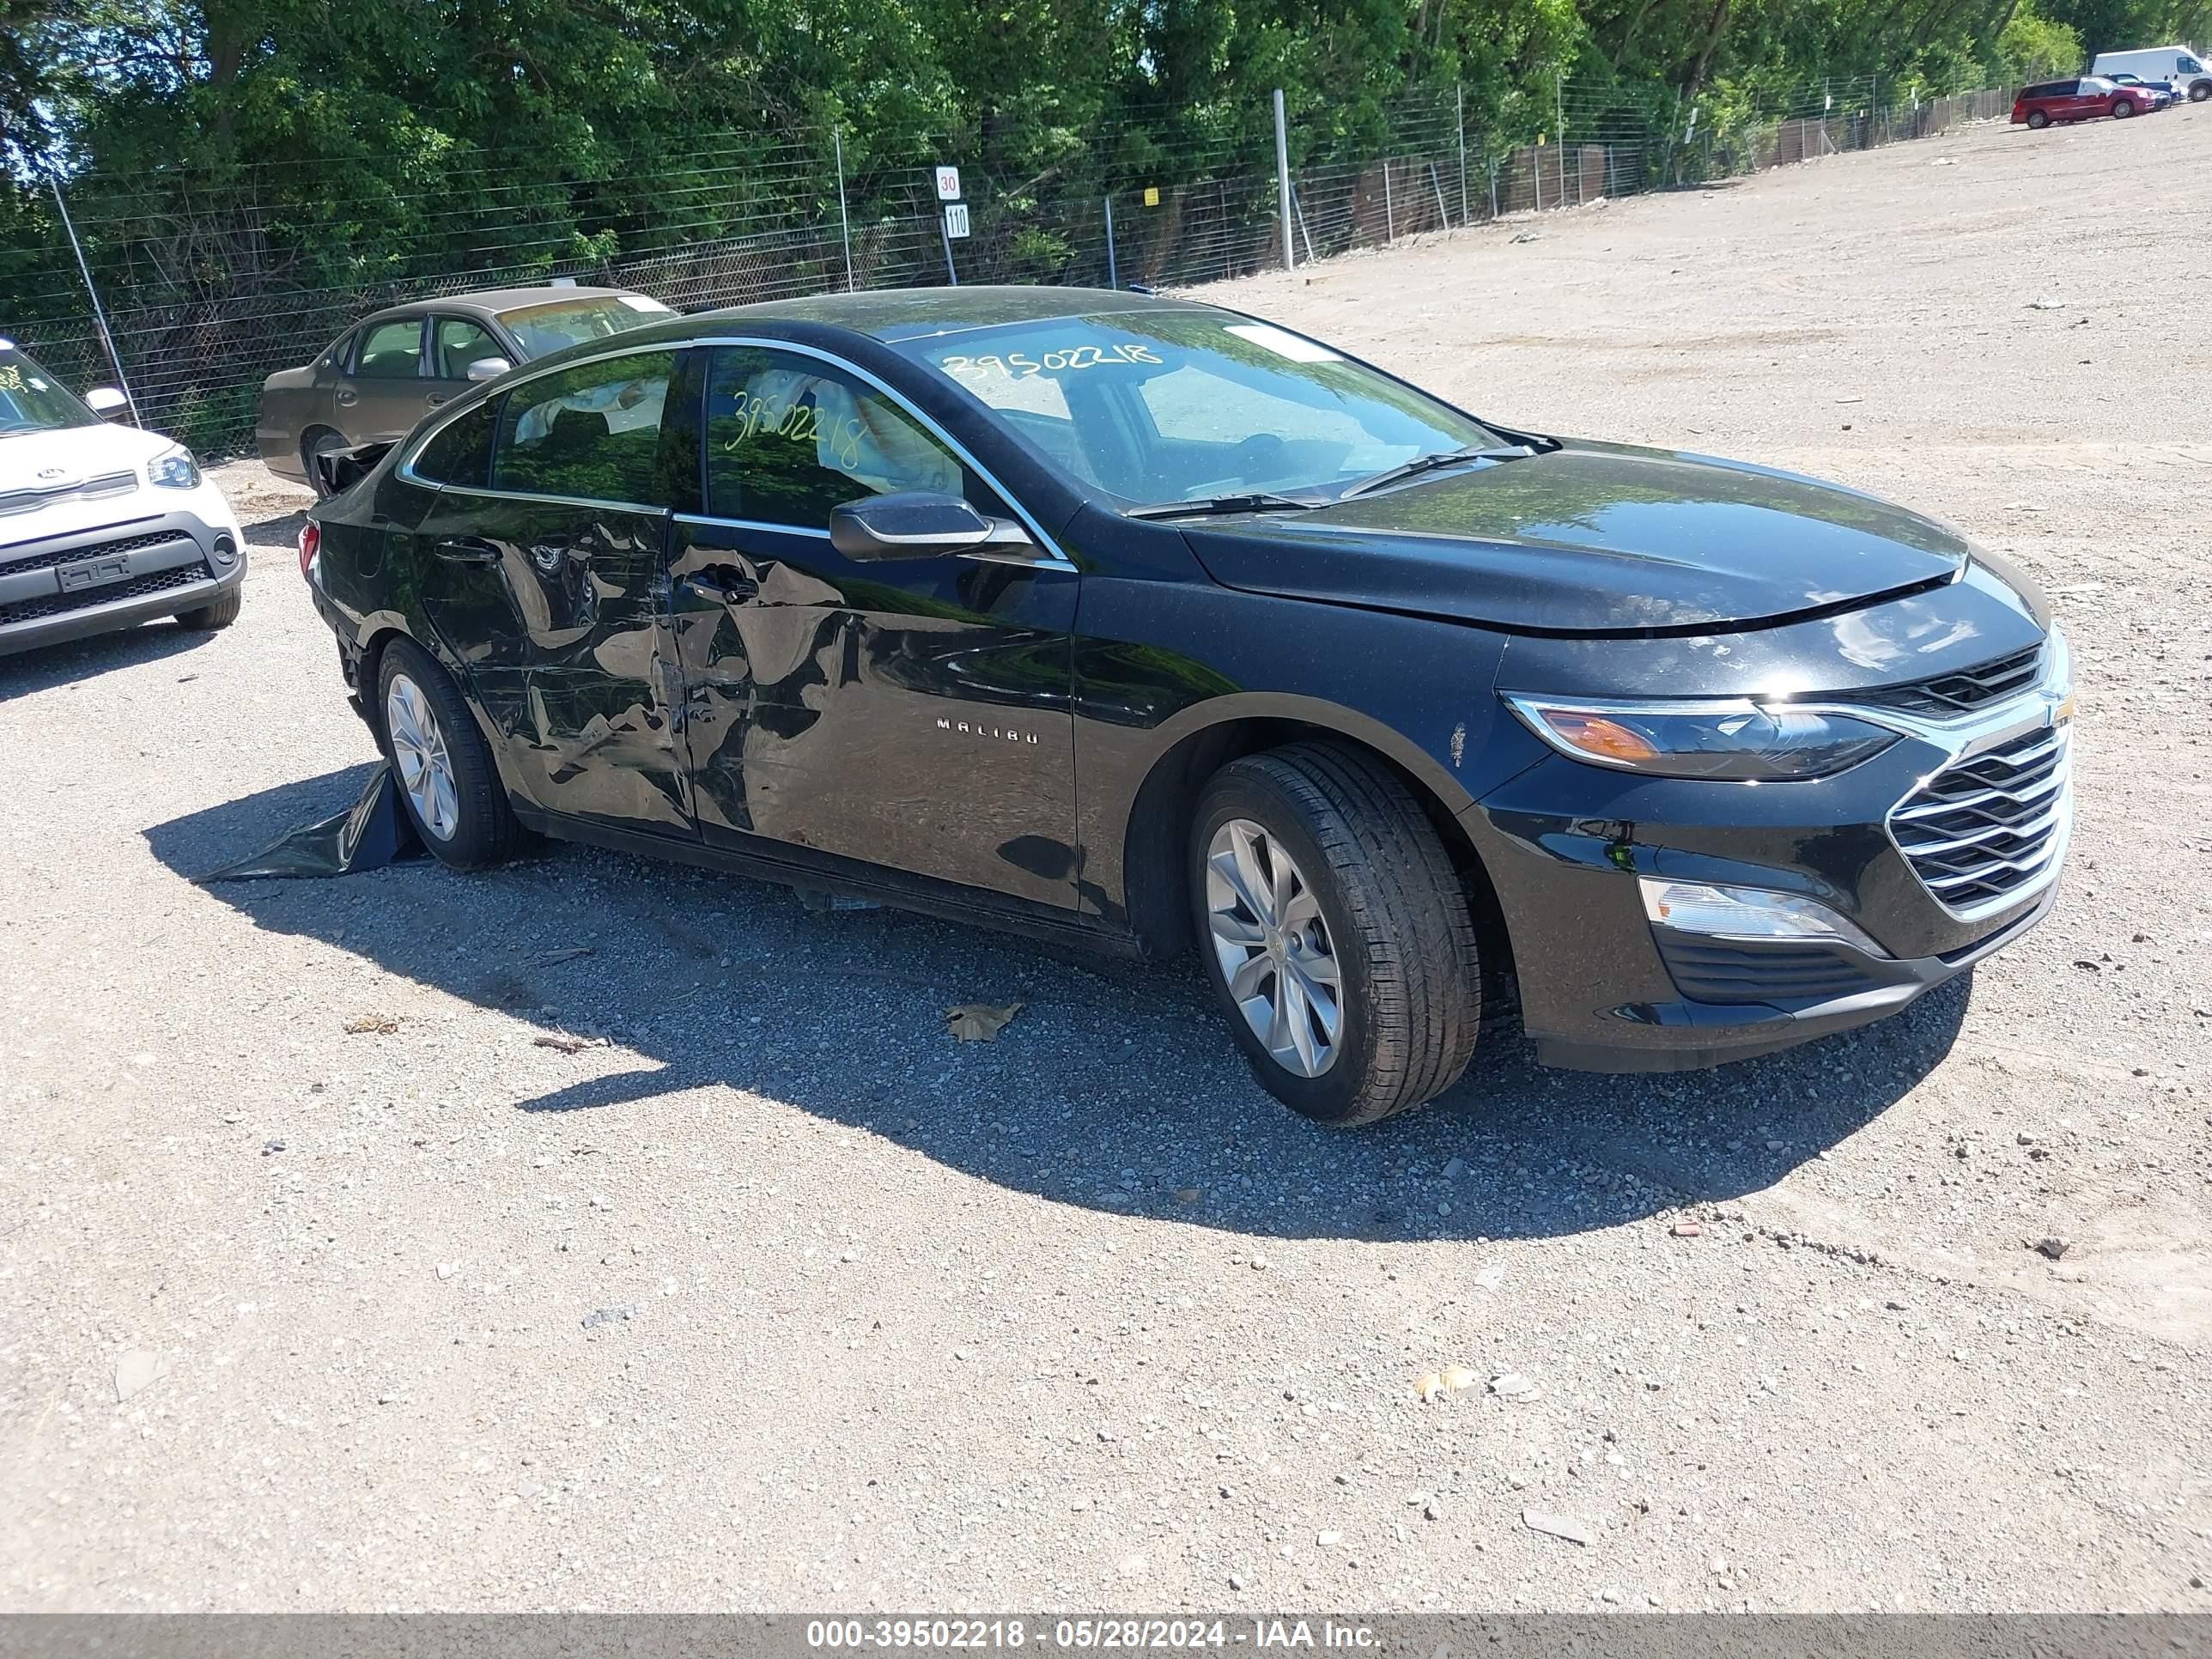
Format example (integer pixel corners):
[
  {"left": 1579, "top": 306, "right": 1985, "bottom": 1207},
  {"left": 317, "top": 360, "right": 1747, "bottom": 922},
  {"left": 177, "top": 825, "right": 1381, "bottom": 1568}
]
[
  {"left": 1504, "top": 694, "right": 1898, "bottom": 780},
  {"left": 148, "top": 447, "right": 201, "bottom": 490}
]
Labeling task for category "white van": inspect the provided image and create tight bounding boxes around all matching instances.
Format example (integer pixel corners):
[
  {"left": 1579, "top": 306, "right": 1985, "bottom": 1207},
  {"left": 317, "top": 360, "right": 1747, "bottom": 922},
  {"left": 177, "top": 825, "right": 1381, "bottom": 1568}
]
[{"left": 2089, "top": 46, "right": 2211, "bottom": 100}]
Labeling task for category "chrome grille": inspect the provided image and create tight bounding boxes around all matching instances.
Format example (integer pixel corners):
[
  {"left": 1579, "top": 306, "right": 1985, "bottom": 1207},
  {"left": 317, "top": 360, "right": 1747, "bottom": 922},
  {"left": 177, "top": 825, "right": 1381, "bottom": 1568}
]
[
  {"left": 0, "top": 470, "right": 138, "bottom": 518},
  {"left": 1860, "top": 644, "right": 2045, "bottom": 717},
  {"left": 1889, "top": 722, "right": 2071, "bottom": 916}
]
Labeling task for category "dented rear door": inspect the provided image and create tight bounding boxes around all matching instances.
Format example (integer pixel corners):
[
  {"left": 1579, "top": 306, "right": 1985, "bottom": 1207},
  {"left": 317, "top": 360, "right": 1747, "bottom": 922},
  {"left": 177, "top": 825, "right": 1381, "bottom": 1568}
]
[{"left": 416, "top": 347, "right": 694, "bottom": 836}]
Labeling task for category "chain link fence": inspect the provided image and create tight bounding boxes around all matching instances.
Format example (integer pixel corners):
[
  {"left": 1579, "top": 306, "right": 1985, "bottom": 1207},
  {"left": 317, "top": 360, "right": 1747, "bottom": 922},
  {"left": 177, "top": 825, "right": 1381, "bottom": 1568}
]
[{"left": 2, "top": 70, "right": 2008, "bottom": 460}]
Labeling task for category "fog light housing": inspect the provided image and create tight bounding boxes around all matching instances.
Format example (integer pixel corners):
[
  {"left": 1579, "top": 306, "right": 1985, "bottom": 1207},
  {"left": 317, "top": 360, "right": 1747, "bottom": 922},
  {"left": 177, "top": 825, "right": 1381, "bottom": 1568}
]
[
  {"left": 1639, "top": 877, "right": 1890, "bottom": 958},
  {"left": 211, "top": 535, "right": 238, "bottom": 568}
]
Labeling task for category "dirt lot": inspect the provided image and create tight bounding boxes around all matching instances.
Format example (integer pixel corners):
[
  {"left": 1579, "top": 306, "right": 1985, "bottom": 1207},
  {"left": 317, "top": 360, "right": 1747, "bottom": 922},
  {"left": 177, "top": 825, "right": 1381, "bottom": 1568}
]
[{"left": 4, "top": 107, "right": 2209, "bottom": 1613}]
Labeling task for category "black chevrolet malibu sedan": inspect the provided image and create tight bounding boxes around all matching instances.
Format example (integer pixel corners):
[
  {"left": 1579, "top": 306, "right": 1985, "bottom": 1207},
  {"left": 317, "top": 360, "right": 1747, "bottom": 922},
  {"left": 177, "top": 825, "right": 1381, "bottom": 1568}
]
[{"left": 300, "top": 287, "right": 2072, "bottom": 1125}]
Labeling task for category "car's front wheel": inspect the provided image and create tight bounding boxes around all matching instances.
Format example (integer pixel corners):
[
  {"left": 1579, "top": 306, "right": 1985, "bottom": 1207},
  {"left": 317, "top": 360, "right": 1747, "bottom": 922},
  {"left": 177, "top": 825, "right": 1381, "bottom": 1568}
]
[
  {"left": 1190, "top": 743, "right": 1481, "bottom": 1127},
  {"left": 375, "top": 637, "right": 523, "bottom": 870},
  {"left": 2027, "top": 109, "right": 2051, "bottom": 128},
  {"left": 175, "top": 588, "right": 241, "bottom": 631},
  {"left": 2112, "top": 98, "right": 2136, "bottom": 117}
]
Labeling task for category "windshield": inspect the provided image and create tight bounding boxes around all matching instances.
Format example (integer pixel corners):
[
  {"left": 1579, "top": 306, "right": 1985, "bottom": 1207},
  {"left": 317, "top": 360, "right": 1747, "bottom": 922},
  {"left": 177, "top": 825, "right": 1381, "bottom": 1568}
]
[
  {"left": 895, "top": 311, "right": 1498, "bottom": 508},
  {"left": 0, "top": 349, "right": 98, "bottom": 437},
  {"left": 498, "top": 295, "right": 673, "bottom": 359}
]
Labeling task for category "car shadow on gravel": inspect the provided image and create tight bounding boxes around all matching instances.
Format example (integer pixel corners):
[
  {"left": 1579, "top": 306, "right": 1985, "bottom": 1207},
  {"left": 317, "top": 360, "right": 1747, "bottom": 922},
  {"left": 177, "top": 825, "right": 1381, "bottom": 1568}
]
[
  {"left": 148, "top": 764, "right": 1971, "bottom": 1245},
  {"left": 0, "top": 617, "right": 220, "bottom": 698},
  {"left": 241, "top": 507, "right": 309, "bottom": 551}
]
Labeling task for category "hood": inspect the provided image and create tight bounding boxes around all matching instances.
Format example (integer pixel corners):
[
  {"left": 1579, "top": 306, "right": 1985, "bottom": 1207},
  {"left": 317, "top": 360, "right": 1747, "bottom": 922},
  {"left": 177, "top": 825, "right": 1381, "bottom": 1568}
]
[
  {"left": 1181, "top": 440, "right": 1972, "bottom": 635},
  {"left": 0, "top": 422, "right": 175, "bottom": 549},
  {"left": 0, "top": 420, "right": 173, "bottom": 487}
]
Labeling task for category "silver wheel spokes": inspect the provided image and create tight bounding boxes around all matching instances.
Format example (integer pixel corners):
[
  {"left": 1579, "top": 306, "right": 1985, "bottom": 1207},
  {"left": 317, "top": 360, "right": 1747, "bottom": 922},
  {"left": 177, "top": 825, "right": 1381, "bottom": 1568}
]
[
  {"left": 1206, "top": 818, "right": 1341, "bottom": 1079},
  {"left": 386, "top": 674, "right": 459, "bottom": 842}
]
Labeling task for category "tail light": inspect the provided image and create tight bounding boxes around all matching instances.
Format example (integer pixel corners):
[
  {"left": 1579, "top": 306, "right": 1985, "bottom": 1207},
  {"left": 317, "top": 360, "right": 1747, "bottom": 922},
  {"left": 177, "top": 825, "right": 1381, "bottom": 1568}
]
[{"left": 297, "top": 520, "right": 320, "bottom": 580}]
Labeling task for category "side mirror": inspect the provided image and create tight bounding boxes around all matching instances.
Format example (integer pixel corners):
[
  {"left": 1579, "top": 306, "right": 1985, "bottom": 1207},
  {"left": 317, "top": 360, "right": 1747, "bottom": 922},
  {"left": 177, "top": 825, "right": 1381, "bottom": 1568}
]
[
  {"left": 465, "top": 356, "right": 514, "bottom": 383},
  {"left": 85, "top": 386, "right": 130, "bottom": 419},
  {"left": 830, "top": 491, "right": 994, "bottom": 560}
]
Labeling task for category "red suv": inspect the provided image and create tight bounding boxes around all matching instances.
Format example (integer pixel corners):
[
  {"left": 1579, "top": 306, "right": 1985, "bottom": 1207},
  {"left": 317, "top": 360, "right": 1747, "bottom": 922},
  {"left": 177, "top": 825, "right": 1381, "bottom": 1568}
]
[{"left": 2012, "top": 76, "right": 2158, "bottom": 127}]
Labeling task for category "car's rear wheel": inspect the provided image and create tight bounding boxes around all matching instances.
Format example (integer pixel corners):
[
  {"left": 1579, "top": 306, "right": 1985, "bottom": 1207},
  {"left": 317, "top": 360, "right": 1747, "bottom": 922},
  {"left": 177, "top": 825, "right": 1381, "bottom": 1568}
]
[
  {"left": 2026, "top": 109, "right": 2050, "bottom": 129},
  {"left": 374, "top": 637, "right": 522, "bottom": 870},
  {"left": 175, "top": 588, "right": 241, "bottom": 631},
  {"left": 2112, "top": 98, "right": 2136, "bottom": 117},
  {"left": 1189, "top": 743, "right": 1480, "bottom": 1127},
  {"left": 304, "top": 429, "right": 348, "bottom": 498}
]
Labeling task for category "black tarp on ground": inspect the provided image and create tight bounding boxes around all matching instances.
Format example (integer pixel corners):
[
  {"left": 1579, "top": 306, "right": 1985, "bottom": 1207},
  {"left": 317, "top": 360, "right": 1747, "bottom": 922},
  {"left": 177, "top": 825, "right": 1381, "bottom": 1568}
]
[{"left": 196, "top": 762, "right": 422, "bottom": 881}]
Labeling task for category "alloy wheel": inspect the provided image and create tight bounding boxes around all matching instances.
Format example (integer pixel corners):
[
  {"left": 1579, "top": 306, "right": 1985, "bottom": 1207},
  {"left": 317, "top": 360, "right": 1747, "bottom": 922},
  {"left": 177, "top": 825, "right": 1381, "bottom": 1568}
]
[
  {"left": 1204, "top": 817, "right": 1342, "bottom": 1078},
  {"left": 385, "top": 672, "right": 460, "bottom": 842}
]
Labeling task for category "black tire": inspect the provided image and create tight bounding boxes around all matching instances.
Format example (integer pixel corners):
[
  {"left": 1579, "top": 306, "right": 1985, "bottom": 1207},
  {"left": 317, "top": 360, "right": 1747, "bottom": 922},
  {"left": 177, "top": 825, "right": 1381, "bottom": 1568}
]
[
  {"left": 1189, "top": 743, "right": 1480, "bottom": 1127},
  {"left": 2191, "top": 82, "right": 2211, "bottom": 102},
  {"left": 374, "top": 636, "right": 523, "bottom": 870},
  {"left": 304, "top": 428, "right": 348, "bottom": 498},
  {"left": 2026, "top": 109, "right": 2050, "bottom": 129},
  {"left": 174, "top": 587, "right": 241, "bottom": 631},
  {"left": 2112, "top": 98, "right": 2136, "bottom": 118}
]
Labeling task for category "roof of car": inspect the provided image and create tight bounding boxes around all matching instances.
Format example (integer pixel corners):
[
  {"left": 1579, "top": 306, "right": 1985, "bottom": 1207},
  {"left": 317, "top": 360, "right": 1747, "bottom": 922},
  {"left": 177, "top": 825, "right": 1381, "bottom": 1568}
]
[
  {"left": 691, "top": 285, "right": 1224, "bottom": 343},
  {"left": 364, "top": 285, "right": 641, "bottom": 323}
]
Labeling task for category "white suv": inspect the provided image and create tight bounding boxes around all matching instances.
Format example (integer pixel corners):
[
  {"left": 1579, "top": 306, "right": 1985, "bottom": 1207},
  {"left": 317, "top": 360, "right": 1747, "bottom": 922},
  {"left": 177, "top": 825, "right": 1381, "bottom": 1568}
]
[{"left": 1, "top": 340, "right": 246, "bottom": 658}]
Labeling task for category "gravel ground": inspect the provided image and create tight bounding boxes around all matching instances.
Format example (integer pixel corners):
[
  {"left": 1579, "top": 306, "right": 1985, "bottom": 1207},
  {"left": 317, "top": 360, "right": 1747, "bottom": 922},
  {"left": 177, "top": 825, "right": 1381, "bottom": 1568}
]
[{"left": 3, "top": 108, "right": 2209, "bottom": 1613}]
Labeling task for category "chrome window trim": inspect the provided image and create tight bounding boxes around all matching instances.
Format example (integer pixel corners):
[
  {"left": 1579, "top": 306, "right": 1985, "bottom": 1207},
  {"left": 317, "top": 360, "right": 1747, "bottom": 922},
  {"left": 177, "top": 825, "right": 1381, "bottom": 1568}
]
[
  {"left": 675, "top": 512, "right": 830, "bottom": 542},
  {"left": 424, "top": 482, "right": 674, "bottom": 518},
  {"left": 398, "top": 334, "right": 1073, "bottom": 569}
]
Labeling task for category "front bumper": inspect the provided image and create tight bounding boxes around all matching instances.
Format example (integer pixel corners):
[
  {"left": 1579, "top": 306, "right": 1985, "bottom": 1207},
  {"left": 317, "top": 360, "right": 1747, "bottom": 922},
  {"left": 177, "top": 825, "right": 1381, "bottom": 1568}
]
[
  {"left": 0, "top": 502, "right": 246, "bottom": 659},
  {"left": 1467, "top": 670, "right": 2072, "bottom": 1073},
  {"left": 1533, "top": 884, "right": 2056, "bottom": 1072}
]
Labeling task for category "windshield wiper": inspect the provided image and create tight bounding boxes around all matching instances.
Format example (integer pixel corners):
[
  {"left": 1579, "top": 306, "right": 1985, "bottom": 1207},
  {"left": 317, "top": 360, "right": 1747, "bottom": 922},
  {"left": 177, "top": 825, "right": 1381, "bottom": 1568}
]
[
  {"left": 1341, "top": 444, "right": 1537, "bottom": 500},
  {"left": 1127, "top": 492, "right": 1319, "bottom": 521}
]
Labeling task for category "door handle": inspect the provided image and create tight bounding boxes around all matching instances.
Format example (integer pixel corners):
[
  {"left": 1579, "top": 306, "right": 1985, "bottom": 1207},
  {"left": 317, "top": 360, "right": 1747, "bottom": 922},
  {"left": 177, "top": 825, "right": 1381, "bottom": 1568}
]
[
  {"left": 335, "top": 386, "right": 359, "bottom": 407},
  {"left": 435, "top": 536, "right": 501, "bottom": 565},
  {"left": 683, "top": 566, "right": 759, "bottom": 603},
  {"left": 426, "top": 393, "right": 449, "bottom": 407}
]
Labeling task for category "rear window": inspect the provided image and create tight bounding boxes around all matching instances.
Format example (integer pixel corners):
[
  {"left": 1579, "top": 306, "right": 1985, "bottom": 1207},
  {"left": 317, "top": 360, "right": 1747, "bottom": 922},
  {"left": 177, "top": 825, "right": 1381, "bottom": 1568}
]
[
  {"left": 498, "top": 295, "right": 674, "bottom": 360},
  {"left": 355, "top": 318, "right": 424, "bottom": 379},
  {"left": 491, "top": 350, "right": 678, "bottom": 506},
  {"left": 413, "top": 402, "right": 499, "bottom": 489}
]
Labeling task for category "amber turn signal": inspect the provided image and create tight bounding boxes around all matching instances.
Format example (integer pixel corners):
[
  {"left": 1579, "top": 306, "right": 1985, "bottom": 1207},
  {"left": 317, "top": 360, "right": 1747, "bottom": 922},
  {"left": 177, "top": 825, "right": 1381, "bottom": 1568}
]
[{"left": 1538, "top": 710, "right": 1662, "bottom": 764}]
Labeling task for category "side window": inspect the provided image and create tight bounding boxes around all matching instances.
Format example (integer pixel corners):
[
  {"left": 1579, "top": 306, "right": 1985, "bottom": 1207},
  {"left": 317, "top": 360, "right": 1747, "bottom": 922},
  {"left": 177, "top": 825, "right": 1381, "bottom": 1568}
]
[
  {"left": 2180, "top": 56, "right": 2203, "bottom": 73},
  {"left": 705, "top": 346, "right": 967, "bottom": 529},
  {"left": 412, "top": 401, "right": 500, "bottom": 489},
  {"left": 433, "top": 317, "right": 503, "bottom": 380},
  {"left": 492, "top": 350, "right": 678, "bottom": 505},
  {"left": 354, "top": 319, "right": 425, "bottom": 380}
]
